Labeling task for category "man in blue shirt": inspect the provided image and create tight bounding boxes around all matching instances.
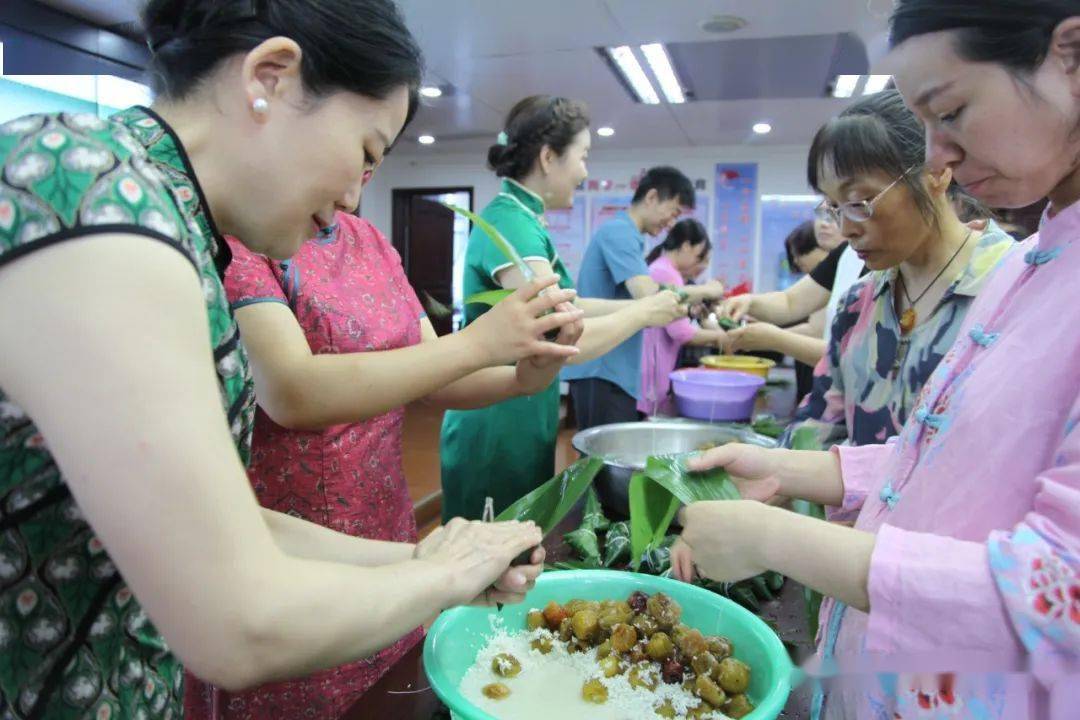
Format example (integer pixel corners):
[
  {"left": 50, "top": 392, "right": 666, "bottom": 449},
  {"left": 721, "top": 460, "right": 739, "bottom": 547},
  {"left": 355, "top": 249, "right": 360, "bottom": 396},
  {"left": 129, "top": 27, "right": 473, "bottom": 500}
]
[{"left": 564, "top": 167, "right": 725, "bottom": 429}]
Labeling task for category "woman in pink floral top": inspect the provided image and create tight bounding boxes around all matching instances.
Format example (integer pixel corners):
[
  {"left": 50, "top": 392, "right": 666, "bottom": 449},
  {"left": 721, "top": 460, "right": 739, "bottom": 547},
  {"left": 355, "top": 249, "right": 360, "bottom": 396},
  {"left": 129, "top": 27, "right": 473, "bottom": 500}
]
[
  {"left": 672, "top": 2, "right": 1080, "bottom": 718},
  {"left": 185, "top": 212, "right": 582, "bottom": 719}
]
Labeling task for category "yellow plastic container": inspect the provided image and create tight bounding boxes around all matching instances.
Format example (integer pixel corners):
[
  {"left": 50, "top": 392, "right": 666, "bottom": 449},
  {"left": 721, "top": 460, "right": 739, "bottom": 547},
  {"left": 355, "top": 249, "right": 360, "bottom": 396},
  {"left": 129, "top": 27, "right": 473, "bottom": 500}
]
[{"left": 700, "top": 355, "right": 776, "bottom": 378}]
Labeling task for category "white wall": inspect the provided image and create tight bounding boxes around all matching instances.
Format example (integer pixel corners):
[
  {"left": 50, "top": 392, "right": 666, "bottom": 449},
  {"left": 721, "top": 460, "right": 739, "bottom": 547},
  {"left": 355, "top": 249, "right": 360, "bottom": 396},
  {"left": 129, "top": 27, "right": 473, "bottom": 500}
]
[{"left": 362, "top": 143, "right": 816, "bottom": 239}]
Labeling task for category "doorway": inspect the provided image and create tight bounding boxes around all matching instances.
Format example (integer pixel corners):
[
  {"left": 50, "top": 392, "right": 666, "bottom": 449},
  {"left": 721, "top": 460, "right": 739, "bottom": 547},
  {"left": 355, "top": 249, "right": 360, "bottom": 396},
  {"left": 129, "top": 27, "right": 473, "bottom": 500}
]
[{"left": 391, "top": 187, "right": 473, "bottom": 337}]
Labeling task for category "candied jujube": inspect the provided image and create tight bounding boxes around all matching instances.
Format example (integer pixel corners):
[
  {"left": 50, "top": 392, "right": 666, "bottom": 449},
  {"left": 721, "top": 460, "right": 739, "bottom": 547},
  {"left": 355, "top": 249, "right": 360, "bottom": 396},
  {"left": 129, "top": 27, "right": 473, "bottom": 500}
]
[
  {"left": 724, "top": 693, "right": 755, "bottom": 718},
  {"left": 491, "top": 653, "right": 521, "bottom": 678},
  {"left": 660, "top": 657, "right": 684, "bottom": 685},
  {"left": 690, "top": 650, "right": 720, "bottom": 680},
  {"left": 646, "top": 592, "right": 682, "bottom": 628},
  {"left": 717, "top": 657, "right": 751, "bottom": 694},
  {"left": 707, "top": 635, "right": 734, "bottom": 660},
  {"left": 483, "top": 682, "right": 511, "bottom": 700},
  {"left": 631, "top": 613, "right": 660, "bottom": 638},
  {"left": 582, "top": 678, "right": 609, "bottom": 704},
  {"left": 628, "top": 664, "right": 660, "bottom": 691},
  {"left": 599, "top": 654, "right": 622, "bottom": 678},
  {"left": 646, "top": 632, "right": 675, "bottom": 661},
  {"left": 571, "top": 609, "right": 600, "bottom": 641},
  {"left": 627, "top": 590, "right": 649, "bottom": 613},
  {"left": 695, "top": 675, "right": 727, "bottom": 708},
  {"left": 610, "top": 623, "right": 637, "bottom": 653},
  {"left": 526, "top": 609, "right": 545, "bottom": 631},
  {"left": 542, "top": 601, "right": 568, "bottom": 631},
  {"left": 676, "top": 628, "right": 709, "bottom": 659}
]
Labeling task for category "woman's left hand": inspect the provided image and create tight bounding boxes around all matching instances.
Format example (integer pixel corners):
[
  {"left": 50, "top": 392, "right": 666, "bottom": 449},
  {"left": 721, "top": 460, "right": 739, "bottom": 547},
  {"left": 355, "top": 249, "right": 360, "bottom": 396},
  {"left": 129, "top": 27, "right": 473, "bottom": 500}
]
[
  {"left": 475, "top": 545, "right": 546, "bottom": 606},
  {"left": 676, "top": 501, "right": 773, "bottom": 584},
  {"left": 725, "top": 321, "right": 781, "bottom": 353},
  {"left": 515, "top": 301, "right": 584, "bottom": 393}
]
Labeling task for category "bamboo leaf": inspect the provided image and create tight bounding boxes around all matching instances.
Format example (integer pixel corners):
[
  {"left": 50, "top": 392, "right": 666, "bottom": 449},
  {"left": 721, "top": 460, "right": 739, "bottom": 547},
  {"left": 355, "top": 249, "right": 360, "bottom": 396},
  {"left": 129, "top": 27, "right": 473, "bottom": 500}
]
[
  {"left": 464, "top": 289, "right": 514, "bottom": 307},
  {"left": 787, "top": 427, "right": 827, "bottom": 637},
  {"left": 443, "top": 203, "right": 536, "bottom": 281},
  {"left": 495, "top": 457, "right": 605, "bottom": 537}
]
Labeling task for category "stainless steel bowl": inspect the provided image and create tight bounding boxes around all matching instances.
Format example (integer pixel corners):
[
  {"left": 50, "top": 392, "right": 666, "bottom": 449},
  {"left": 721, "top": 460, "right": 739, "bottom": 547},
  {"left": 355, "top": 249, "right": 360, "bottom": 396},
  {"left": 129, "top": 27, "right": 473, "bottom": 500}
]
[{"left": 571, "top": 420, "right": 777, "bottom": 519}]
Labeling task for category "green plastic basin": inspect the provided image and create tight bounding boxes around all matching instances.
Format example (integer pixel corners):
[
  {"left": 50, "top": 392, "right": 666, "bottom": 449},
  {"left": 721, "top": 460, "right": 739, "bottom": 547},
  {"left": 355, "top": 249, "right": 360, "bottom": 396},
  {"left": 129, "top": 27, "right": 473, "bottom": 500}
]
[{"left": 423, "top": 569, "right": 794, "bottom": 719}]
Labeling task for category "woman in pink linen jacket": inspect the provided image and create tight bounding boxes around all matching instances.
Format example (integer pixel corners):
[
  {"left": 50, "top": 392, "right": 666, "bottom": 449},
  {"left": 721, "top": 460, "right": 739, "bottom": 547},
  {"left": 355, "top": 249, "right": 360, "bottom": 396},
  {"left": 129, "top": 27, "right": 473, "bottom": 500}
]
[
  {"left": 638, "top": 219, "right": 728, "bottom": 415},
  {"left": 671, "top": 2, "right": 1080, "bottom": 718}
]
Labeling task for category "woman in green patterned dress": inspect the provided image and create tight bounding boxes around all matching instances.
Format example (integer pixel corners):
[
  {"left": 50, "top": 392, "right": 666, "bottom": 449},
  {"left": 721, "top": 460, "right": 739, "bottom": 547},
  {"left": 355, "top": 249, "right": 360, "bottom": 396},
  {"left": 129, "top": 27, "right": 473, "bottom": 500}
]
[{"left": 0, "top": 2, "right": 551, "bottom": 718}]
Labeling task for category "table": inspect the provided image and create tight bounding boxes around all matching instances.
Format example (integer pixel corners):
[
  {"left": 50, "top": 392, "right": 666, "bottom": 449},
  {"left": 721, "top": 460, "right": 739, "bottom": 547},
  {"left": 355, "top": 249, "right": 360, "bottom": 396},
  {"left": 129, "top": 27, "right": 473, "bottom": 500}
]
[{"left": 342, "top": 507, "right": 813, "bottom": 719}]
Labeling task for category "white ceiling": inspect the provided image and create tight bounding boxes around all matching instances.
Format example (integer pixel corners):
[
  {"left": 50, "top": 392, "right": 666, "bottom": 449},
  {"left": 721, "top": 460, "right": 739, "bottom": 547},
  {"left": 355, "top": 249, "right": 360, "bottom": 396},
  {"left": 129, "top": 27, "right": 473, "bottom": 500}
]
[{"left": 35, "top": 0, "right": 895, "bottom": 154}]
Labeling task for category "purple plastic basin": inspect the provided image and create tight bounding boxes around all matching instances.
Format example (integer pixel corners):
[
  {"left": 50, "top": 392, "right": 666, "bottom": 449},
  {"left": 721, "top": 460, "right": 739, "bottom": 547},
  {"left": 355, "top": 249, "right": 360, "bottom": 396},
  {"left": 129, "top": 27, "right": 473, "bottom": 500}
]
[{"left": 668, "top": 369, "right": 766, "bottom": 422}]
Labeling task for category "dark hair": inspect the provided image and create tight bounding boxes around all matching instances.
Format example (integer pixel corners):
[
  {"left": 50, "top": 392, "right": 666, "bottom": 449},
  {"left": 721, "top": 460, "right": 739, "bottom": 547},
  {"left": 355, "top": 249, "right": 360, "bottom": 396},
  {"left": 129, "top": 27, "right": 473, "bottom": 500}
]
[
  {"left": 645, "top": 218, "right": 710, "bottom": 264},
  {"left": 633, "top": 166, "right": 696, "bottom": 208},
  {"left": 784, "top": 221, "right": 819, "bottom": 271},
  {"left": 890, "top": 1, "right": 1074, "bottom": 74},
  {"left": 487, "top": 95, "right": 591, "bottom": 180},
  {"left": 142, "top": 0, "right": 424, "bottom": 127},
  {"left": 807, "top": 89, "right": 939, "bottom": 227}
]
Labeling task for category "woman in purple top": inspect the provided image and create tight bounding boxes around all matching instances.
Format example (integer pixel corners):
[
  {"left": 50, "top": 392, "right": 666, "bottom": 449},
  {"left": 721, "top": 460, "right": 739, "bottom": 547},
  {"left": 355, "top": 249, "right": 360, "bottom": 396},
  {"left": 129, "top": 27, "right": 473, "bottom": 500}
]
[{"left": 638, "top": 219, "right": 728, "bottom": 415}]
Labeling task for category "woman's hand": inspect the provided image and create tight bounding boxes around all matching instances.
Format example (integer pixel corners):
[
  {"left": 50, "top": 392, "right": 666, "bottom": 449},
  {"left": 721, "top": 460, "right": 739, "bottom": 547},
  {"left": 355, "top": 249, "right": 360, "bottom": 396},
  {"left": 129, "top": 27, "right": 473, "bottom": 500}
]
[
  {"left": 413, "top": 518, "right": 543, "bottom": 608},
  {"left": 637, "top": 289, "right": 688, "bottom": 328},
  {"left": 725, "top": 321, "right": 781, "bottom": 353},
  {"left": 513, "top": 300, "right": 585, "bottom": 394},
  {"left": 688, "top": 443, "right": 784, "bottom": 502},
  {"left": 697, "top": 280, "right": 726, "bottom": 301},
  {"left": 464, "top": 276, "right": 584, "bottom": 366},
  {"left": 676, "top": 501, "right": 772, "bottom": 583},
  {"left": 718, "top": 294, "right": 754, "bottom": 321}
]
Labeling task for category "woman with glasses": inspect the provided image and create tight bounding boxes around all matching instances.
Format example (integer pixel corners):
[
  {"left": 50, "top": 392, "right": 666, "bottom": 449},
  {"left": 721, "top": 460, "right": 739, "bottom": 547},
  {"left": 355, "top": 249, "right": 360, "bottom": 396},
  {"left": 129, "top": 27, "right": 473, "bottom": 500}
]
[
  {"left": 674, "top": 1, "right": 1080, "bottom": 717},
  {"left": 779, "top": 89, "right": 1013, "bottom": 448}
]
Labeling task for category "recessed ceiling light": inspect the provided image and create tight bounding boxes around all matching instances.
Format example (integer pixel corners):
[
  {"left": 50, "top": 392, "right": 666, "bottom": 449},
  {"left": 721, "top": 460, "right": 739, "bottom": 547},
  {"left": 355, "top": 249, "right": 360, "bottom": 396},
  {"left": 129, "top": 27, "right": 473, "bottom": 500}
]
[
  {"left": 419, "top": 86, "right": 443, "bottom": 98},
  {"left": 640, "top": 43, "right": 686, "bottom": 104},
  {"left": 606, "top": 45, "right": 661, "bottom": 105},
  {"left": 752, "top": 122, "right": 772, "bottom": 135},
  {"left": 418, "top": 135, "right": 435, "bottom": 145},
  {"left": 597, "top": 126, "right": 615, "bottom": 137},
  {"left": 700, "top": 15, "right": 747, "bottom": 34},
  {"left": 862, "top": 75, "right": 892, "bottom": 95},
  {"left": 831, "top": 75, "right": 862, "bottom": 98}
]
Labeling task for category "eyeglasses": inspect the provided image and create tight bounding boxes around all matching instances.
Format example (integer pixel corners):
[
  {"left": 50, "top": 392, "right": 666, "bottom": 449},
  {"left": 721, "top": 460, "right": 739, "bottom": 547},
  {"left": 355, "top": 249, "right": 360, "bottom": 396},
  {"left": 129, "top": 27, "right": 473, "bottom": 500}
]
[{"left": 817, "top": 166, "right": 919, "bottom": 226}]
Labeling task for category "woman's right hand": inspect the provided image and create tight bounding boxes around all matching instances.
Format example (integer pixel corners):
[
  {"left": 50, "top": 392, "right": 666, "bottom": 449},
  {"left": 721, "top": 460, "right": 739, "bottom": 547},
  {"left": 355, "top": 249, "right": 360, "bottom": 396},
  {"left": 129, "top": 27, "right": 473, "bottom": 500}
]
[
  {"left": 687, "top": 443, "right": 784, "bottom": 502},
  {"left": 719, "top": 294, "right": 754, "bottom": 322},
  {"left": 414, "top": 518, "right": 543, "bottom": 608},
  {"left": 637, "top": 289, "right": 687, "bottom": 328},
  {"left": 465, "top": 276, "right": 584, "bottom": 366}
]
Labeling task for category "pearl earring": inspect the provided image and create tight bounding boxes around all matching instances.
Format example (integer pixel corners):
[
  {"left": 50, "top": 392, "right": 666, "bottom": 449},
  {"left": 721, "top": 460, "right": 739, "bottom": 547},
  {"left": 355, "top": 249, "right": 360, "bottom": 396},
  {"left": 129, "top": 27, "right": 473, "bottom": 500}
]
[{"left": 252, "top": 98, "right": 269, "bottom": 114}]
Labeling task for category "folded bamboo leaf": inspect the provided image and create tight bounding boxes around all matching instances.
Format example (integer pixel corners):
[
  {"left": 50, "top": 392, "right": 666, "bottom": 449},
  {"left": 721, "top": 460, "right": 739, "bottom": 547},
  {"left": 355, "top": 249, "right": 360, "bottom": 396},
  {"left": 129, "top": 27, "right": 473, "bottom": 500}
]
[
  {"left": 464, "top": 289, "right": 514, "bottom": 307},
  {"left": 564, "top": 527, "right": 601, "bottom": 564},
  {"left": 749, "top": 574, "right": 773, "bottom": 601},
  {"left": 751, "top": 414, "right": 786, "bottom": 439},
  {"left": 628, "top": 471, "right": 681, "bottom": 571},
  {"left": 443, "top": 203, "right": 536, "bottom": 282},
  {"left": 580, "top": 487, "right": 611, "bottom": 532},
  {"left": 765, "top": 570, "right": 786, "bottom": 593},
  {"left": 602, "top": 521, "right": 631, "bottom": 568},
  {"left": 495, "top": 457, "right": 605, "bottom": 537},
  {"left": 628, "top": 455, "right": 740, "bottom": 570},
  {"left": 729, "top": 584, "right": 760, "bottom": 612},
  {"left": 717, "top": 316, "right": 739, "bottom": 330},
  {"left": 642, "top": 545, "right": 672, "bottom": 575}
]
